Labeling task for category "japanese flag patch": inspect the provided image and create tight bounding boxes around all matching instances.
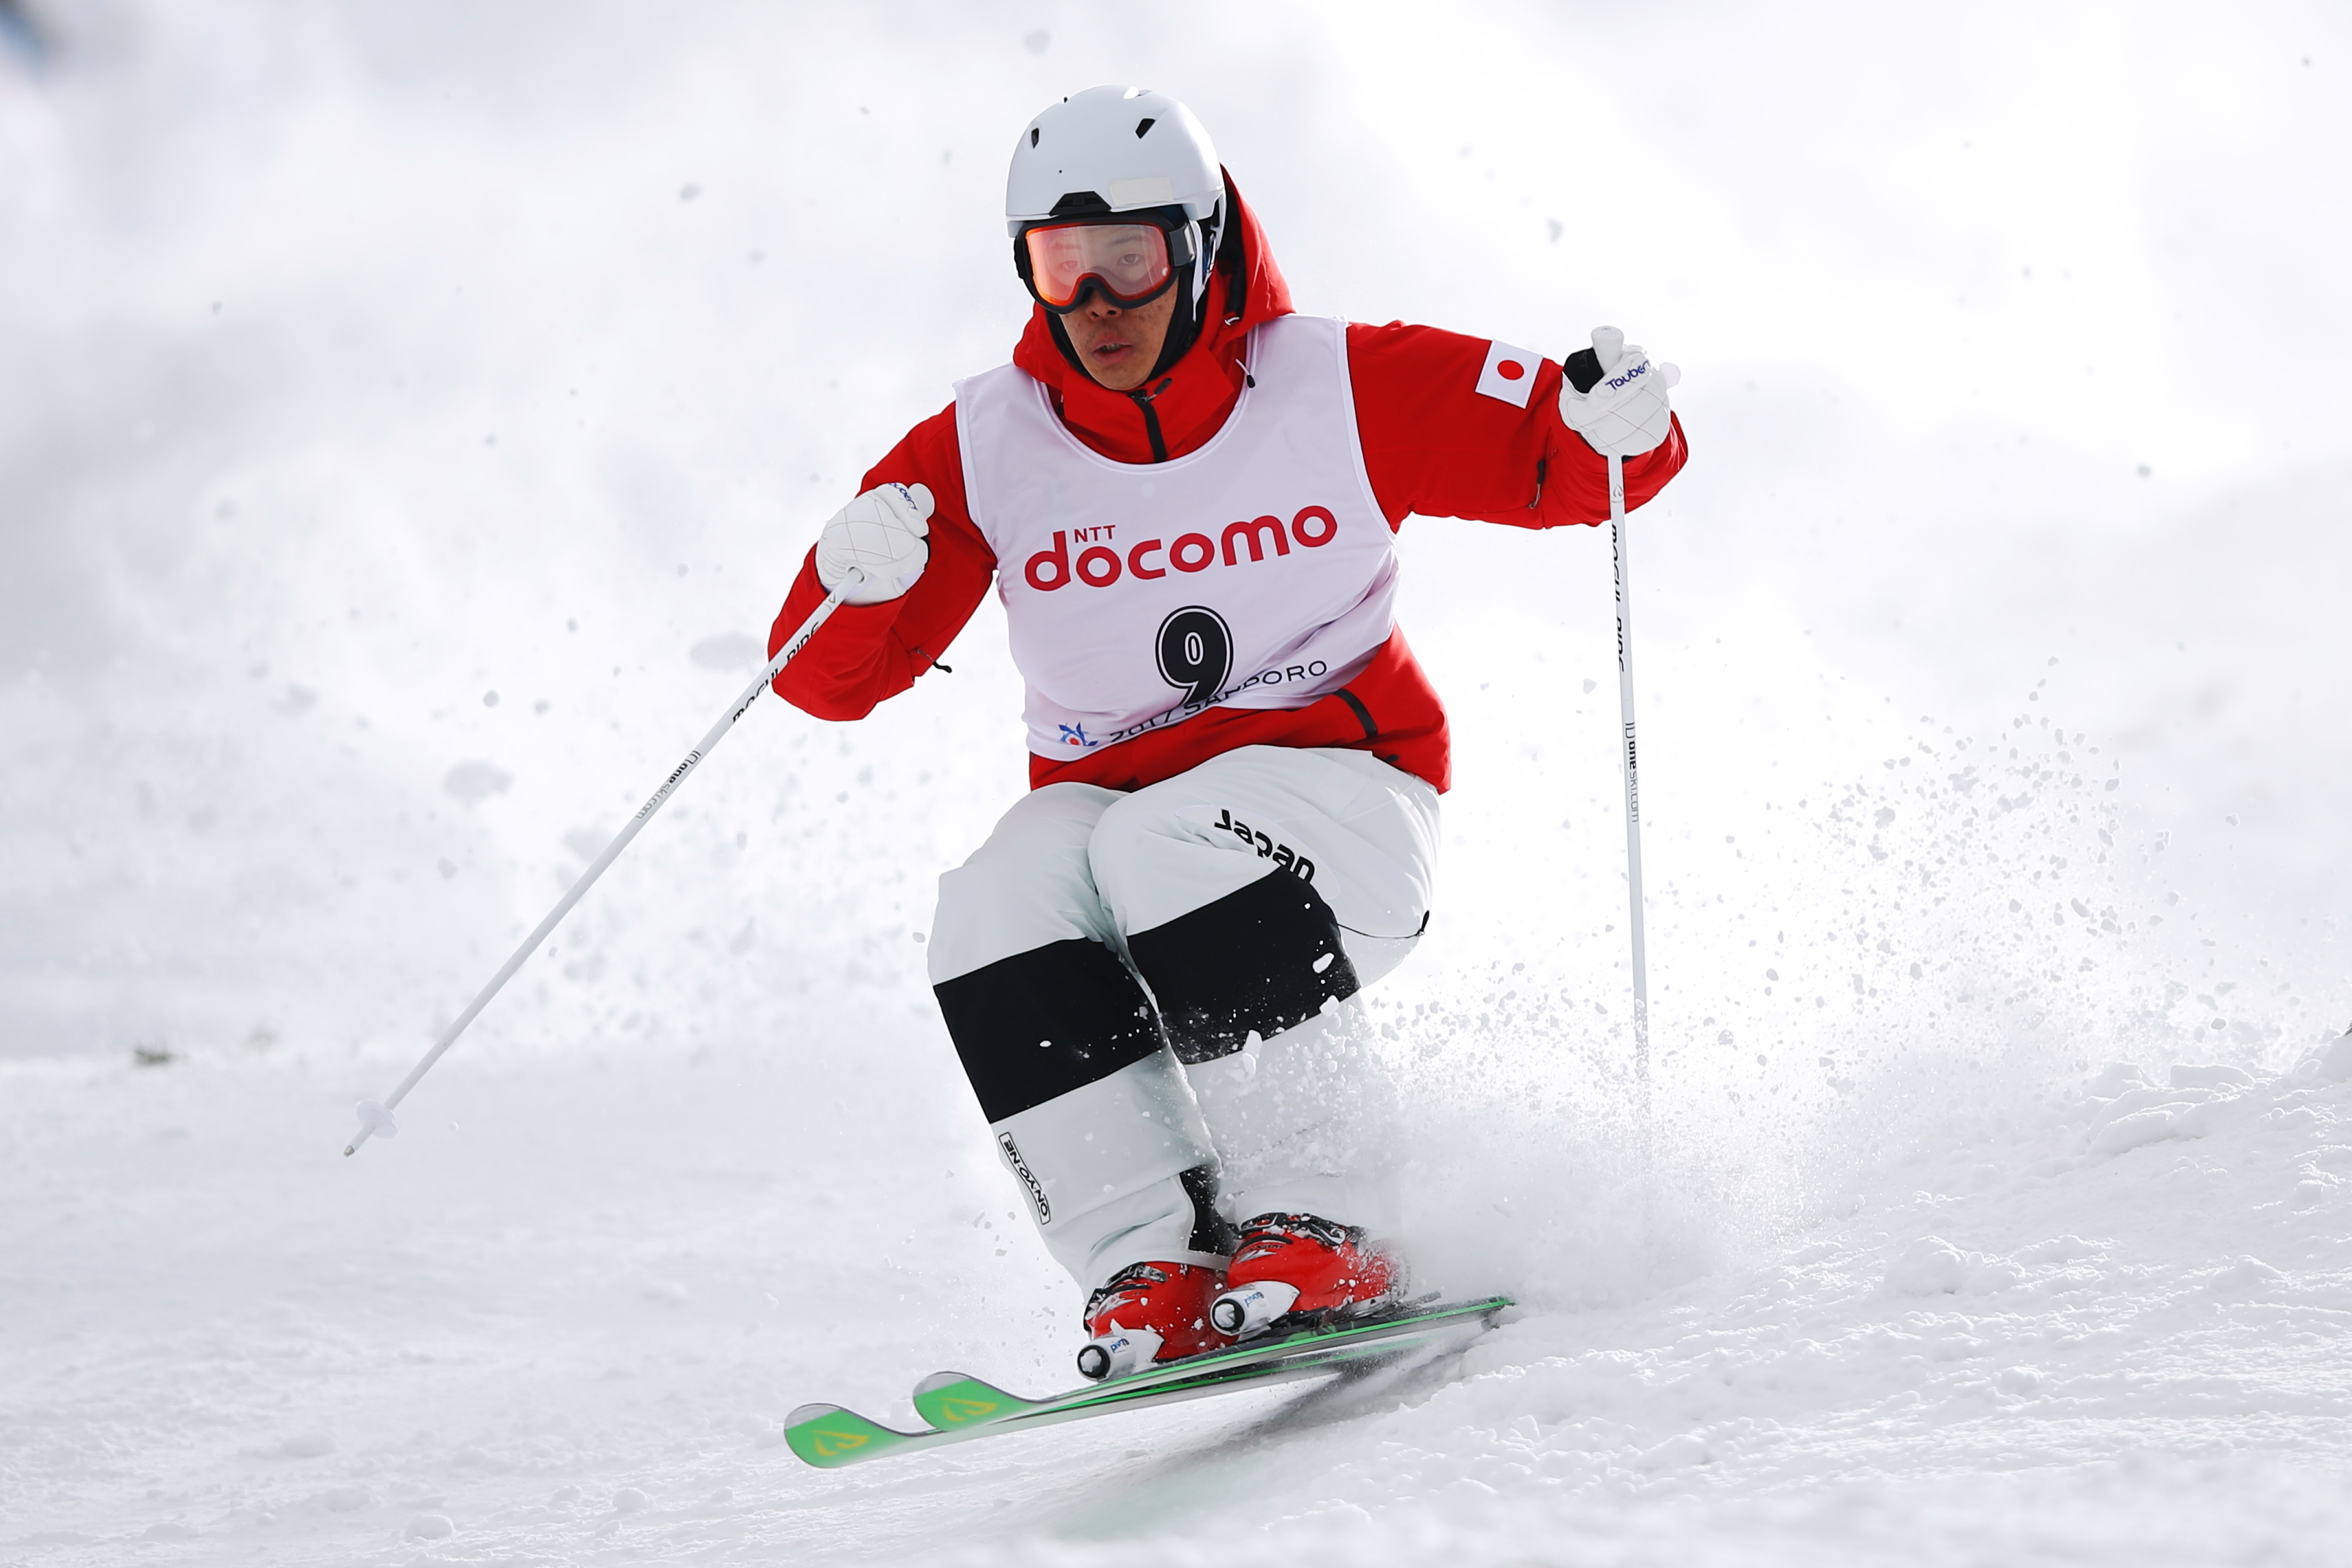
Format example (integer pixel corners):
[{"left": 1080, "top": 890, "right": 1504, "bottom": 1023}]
[{"left": 1474, "top": 339, "right": 1542, "bottom": 408}]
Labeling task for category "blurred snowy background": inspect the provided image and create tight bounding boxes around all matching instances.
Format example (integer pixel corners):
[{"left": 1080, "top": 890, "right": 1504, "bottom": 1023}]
[
  {"left": 3, "top": 2, "right": 2349, "bottom": 1562},
  {"left": 6, "top": 0, "right": 2345, "bottom": 1075}
]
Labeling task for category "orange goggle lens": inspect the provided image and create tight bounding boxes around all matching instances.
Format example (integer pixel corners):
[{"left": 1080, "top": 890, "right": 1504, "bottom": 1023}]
[{"left": 1022, "top": 221, "right": 1174, "bottom": 309}]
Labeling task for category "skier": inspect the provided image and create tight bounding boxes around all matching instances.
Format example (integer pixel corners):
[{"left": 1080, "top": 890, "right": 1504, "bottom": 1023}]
[{"left": 767, "top": 86, "right": 1686, "bottom": 1380}]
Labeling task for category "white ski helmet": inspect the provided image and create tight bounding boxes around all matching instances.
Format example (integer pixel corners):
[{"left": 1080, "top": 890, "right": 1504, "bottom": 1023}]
[
  {"left": 1005, "top": 85, "right": 1223, "bottom": 235},
  {"left": 1006, "top": 87, "right": 1229, "bottom": 377}
]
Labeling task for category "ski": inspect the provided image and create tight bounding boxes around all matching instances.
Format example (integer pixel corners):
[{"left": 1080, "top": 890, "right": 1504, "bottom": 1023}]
[
  {"left": 905, "top": 1295, "right": 1505, "bottom": 1429},
  {"left": 782, "top": 1294, "right": 1511, "bottom": 1469}
]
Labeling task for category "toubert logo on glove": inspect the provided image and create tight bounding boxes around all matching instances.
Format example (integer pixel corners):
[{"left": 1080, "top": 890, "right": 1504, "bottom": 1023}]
[{"left": 1560, "top": 325, "right": 1680, "bottom": 460}]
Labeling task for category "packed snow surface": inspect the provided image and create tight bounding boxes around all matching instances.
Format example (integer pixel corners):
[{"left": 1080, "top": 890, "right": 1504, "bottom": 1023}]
[
  {"left": 11, "top": 1040, "right": 2352, "bottom": 1563},
  {"left": 4, "top": 3, "right": 2349, "bottom": 1564}
]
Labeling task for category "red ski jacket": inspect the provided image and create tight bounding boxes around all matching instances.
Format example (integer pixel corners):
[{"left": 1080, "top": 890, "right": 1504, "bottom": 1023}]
[{"left": 767, "top": 178, "right": 1687, "bottom": 794}]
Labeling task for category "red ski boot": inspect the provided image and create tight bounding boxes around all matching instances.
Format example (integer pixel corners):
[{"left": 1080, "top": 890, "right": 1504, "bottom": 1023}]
[
  {"left": 1208, "top": 1213, "right": 1401, "bottom": 1339},
  {"left": 1075, "top": 1261, "right": 1231, "bottom": 1382}
]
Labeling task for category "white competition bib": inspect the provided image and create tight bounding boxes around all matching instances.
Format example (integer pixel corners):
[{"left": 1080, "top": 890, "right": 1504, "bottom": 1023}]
[{"left": 955, "top": 315, "right": 1396, "bottom": 763}]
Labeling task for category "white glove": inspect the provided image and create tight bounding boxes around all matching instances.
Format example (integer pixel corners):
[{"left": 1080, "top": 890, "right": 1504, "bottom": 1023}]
[
  {"left": 1559, "top": 326, "right": 1680, "bottom": 459},
  {"left": 814, "top": 482, "right": 933, "bottom": 605}
]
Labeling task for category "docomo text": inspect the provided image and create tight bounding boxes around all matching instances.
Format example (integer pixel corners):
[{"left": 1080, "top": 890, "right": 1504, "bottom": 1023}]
[{"left": 1024, "top": 505, "right": 1341, "bottom": 592}]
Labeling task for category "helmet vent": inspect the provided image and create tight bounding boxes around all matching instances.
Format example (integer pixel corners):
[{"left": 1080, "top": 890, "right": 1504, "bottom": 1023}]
[
  {"left": 1029, "top": 127, "right": 1040, "bottom": 147},
  {"left": 1134, "top": 117, "right": 1156, "bottom": 139}
]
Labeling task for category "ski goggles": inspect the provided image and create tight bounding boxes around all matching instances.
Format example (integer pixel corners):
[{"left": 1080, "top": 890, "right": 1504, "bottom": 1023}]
[{"left": 1016, "top": 217, "right": 1195, "bottom": 313}]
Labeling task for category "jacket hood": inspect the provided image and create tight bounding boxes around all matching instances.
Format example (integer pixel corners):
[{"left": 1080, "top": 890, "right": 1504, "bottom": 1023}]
[{"left": 1010, "top": 170, "right": 1293, "bottom": 464}]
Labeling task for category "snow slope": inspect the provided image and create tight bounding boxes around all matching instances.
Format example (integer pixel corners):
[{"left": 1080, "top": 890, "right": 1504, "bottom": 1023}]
[
  {"left": 4, "top": 2, "right": 2350, "bottom": 1564},
  {"left": 8, "top": 1013, "right": 2352, "bottom": 1563}
]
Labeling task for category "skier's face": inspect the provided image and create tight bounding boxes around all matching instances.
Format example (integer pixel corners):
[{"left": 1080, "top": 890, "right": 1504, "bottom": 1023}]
[{"left": 1061, "top": 289, "right": 1177, "bottom": 392}]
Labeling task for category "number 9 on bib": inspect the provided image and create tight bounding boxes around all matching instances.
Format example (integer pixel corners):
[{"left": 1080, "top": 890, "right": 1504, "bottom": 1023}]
[{"left": 1156, "top": 607, "right": 1233, "bottom": 710}]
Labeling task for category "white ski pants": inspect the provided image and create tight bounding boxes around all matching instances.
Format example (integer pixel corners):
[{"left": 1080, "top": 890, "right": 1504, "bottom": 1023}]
[{"left": 926, "top": 745, "right": 1439, "bottom": 1290}]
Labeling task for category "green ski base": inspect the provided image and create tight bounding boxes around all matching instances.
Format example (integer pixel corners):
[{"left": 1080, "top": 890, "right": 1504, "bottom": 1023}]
[{"left": 783, "top": 1295, "right": 1512, "bottom": 1469}]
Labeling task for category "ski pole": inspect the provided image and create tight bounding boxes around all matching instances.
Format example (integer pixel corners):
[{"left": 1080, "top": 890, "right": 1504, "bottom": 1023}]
[
  {"left": 343, "top": 586, "right": 850, "bottom": 1157},
  {"left": 1607, "top": 453, "right": 1652, "bottom": 1106}
]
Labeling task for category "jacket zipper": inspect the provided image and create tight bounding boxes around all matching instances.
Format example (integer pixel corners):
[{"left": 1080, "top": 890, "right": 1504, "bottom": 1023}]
[{"left": 1128, "top": 377, "right": 1174, "bottom": 463}]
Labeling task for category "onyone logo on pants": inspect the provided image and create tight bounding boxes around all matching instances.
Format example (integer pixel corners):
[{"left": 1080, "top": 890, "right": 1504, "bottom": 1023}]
[
  {"left": 1024, "top": 505, "right": 1340, "bottom": 591},
  {"left": 998, "top": 1131, "right": 1051, "bottom": 1223}
]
